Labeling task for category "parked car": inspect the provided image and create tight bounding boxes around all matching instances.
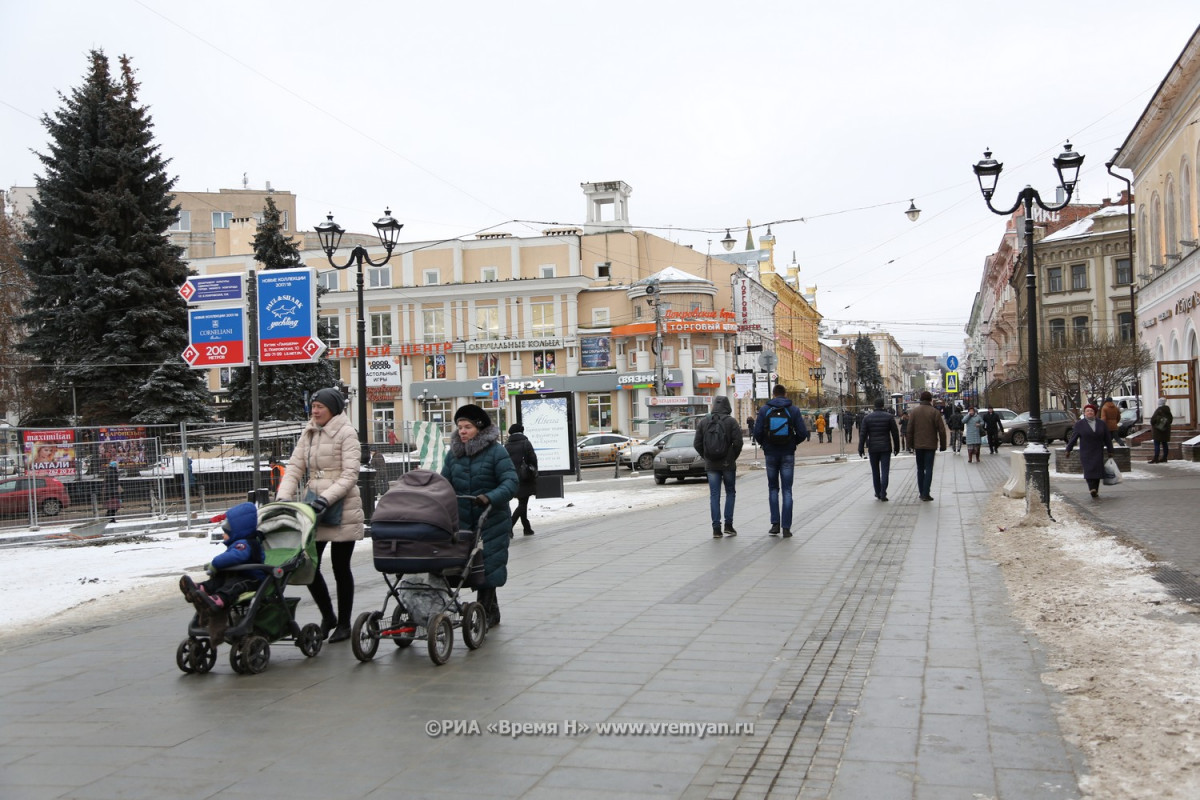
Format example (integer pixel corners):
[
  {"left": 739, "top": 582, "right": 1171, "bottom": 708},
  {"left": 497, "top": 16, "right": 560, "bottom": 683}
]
[
  {"left": 1116, "top": 408, "right": 1140, "bottom": 440},
  {"left": 576, "top": 433, "right": 639, "bottom": 466},
  {"left": 1000, "top": 409, "right": 1075, "bottom": 445},
  {"left": 0, "top": 475, "right": 71, "bottom": 517},
  {"left": 653, "top": 443, "right": 706, "bottom": 484},
  {"left": 621, "top": 429, "right": 699, "bottom": 471}
]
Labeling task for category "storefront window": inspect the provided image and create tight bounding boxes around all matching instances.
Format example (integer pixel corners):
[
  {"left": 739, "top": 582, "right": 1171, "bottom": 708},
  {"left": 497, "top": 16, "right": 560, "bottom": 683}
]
[
  {"left": 533, "top": 349, "right": 556, "bottom": 374},
  {"left": 423, "top": 354, "right": 447, "bottom": 380},
  {"left": 372, "top": 407, "right": 394, "bottom": 445},
  {"left": 421, "top": 399, "right": 452, "bottom": 432},
  {"left": 587, "top": 393, "right": 613, "bottom": 432},
  {"left": 478, "top": 353, "right": 501, "bottom": 377}
]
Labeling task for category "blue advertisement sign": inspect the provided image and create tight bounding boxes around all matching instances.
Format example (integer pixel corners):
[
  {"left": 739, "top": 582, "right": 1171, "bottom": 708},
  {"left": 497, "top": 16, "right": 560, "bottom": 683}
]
[
  {"left": 179, "top": 274, "right": 245, "bottom": 304},
  {"left": 183, "top": 306, "right": 247, "bottom": 367},
  {"left": 256, "top": 268, "right": 325, "bottom": 365},
  {"left": 580, "top": 335, "right": 611, "bottom": 369}
]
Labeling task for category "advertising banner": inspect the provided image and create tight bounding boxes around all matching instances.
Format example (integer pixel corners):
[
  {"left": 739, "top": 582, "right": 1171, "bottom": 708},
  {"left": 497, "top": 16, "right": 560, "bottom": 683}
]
[
  {"left": 516, "top": 392, "right": 576, "bottom": 474},
  {"left": 97, "top": 427, "right": 155, "bottom": 469},
  {"left": 183, "top": 306, "right": 247, "bottom": 368},
  {"left": 366, "top": 355, "right": 401, "bottom": 387},
  {"left": 580, "top": 336, "right": 612, "bottom": 369},
  {"left": 257, "top": 268, "right": 326, "bottom": 365},
  {"left": 23, "top": 429, "right": 76, "bottom": 477}
]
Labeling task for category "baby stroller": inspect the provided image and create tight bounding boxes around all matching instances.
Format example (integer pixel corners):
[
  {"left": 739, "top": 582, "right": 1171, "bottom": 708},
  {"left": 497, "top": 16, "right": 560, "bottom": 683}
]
[
  {"left": 351, "top": 469, "right": 488, "bottom": 665},
  {"left": 176, "top": 502, "right": 324, "bottom": 675}
]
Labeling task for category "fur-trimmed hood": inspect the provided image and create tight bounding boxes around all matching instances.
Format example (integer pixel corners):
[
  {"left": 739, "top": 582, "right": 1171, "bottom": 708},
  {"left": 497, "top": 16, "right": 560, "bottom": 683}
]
[{"left": 448, "top": 423, "right": 501, "bottom": 458}]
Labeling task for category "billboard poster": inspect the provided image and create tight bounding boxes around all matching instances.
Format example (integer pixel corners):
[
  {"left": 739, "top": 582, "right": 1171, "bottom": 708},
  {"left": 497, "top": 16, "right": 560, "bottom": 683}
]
[
  {"left": 580, "top": 336, "right": 611, "bottom": 369},
  {"left": 256, "top": 267, "right": 326, "bottom": 365},
  {"left": 516, "top": 392, "right": 576, "bottom": 474},
  {"left": 23, "top": 429, "right": 76, "bottom": 477},
  {"left": 97, "top": 426, "right": 155, "bottom": 469}
]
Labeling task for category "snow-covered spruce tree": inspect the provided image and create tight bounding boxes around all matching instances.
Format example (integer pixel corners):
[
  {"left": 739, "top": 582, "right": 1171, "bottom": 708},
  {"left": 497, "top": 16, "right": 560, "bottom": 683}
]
[
  {"left": 18, "top": 51, "right": 211, "bottom": 425},
  {"left": 222, "top": 196, "right": 338, "bottom": 421}
]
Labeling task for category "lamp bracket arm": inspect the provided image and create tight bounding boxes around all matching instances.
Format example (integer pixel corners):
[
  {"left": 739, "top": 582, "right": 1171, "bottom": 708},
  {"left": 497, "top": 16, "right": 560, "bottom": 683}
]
[
  {"left": 984, "top": 195, "right": 1023, "bottom": 217},
  {"left": 1031, "top": 186, "right": 1075, "bottom": 214},
  {"left": 361, "top": 247, "right": 397, "bottom": 268}
]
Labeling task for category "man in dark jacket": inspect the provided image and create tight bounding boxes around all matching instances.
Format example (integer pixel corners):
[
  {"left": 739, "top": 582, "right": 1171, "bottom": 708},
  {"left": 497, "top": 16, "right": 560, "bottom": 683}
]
[
  {"left": 947, "top": 405, "right": 964, "bottom": 454},
  {"left": 909, "top": 391, "right": 948, "bottom": 501},
  {"left": 858, "top": 397, "right": 901, "bottom": 500},
  {"left": 753, "top": 385, "right": 809, "bottom": 538},
  {"left": 839, "top": 409, "right": 855, "bottom": 444},
  {"left": 504, "top": 424, "right": 538, "bottom": 535},
  {"left": 981, "top": 406, "right": 1003, "bottom": 454},
  {"left": 694, "top": 395, "right": 744, "bottom": 537}
]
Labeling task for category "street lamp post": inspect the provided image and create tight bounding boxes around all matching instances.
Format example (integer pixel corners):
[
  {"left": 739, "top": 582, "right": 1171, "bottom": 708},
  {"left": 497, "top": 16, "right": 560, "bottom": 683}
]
[
  {"left": 314, "top": 209, "right": 404, "bottom": 466},
  {"left": 973, "top": 142, "right": 1085, "bottom": 516},
  {"left": 981, "top": 361, "right": 990, "bottom": 408},
  {"left": 1104, "top": 160, "right": 1141, "bottom": 423}
]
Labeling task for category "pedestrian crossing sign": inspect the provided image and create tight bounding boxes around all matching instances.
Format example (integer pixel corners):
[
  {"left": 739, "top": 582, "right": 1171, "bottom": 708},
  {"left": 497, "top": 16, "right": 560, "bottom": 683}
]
[{"left": 946, "top": 371, "right": 959, "bottom": 394}]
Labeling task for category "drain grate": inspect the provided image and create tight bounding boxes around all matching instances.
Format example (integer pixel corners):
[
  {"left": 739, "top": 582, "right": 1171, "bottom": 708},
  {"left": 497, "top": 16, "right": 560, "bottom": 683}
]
[{"left": 1153, "top": 565, "right": 1200, "bottom": 606}]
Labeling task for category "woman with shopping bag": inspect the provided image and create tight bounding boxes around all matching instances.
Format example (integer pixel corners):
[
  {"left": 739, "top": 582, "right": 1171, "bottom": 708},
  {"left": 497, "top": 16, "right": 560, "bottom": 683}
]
[{"left": 1064, "top": 404, "right": 1115, "bottom": 499}]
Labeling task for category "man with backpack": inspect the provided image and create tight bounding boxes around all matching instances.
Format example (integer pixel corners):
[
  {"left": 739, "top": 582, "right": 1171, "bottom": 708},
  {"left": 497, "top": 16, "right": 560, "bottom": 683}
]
[
  {"left": 753, "top": 384, "right": 810, "bottom": 538},
  {"left": 694, "top": 395, "right": 744, "bottom": 538}
]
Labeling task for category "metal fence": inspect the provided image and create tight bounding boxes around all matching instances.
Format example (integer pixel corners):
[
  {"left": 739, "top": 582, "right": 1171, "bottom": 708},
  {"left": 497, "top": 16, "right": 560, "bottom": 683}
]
[{"left": 1, "top": 421, "right": 443, "bottom": 533}]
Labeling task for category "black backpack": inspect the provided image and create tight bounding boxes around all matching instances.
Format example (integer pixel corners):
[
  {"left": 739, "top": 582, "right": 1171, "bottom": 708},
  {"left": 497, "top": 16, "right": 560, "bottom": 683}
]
[
  {"left": 764, "top": 406, "right": 795, "bottom": 446},
  {"left": 702, "top": 416, "right": 732, "bottom": 460}
]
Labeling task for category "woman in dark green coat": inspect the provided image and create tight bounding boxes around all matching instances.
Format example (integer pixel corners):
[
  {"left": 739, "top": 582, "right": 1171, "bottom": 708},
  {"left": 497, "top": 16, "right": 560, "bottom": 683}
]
[{"left": 441, "top": 404, "right": 518, "bottom": 627}]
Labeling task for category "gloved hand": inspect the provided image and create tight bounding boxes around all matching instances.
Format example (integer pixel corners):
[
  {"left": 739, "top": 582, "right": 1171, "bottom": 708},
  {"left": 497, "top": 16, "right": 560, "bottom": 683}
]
[
  {"left": 309, "top": 496, "right": 328, "bottom": 516},
  {"left": 474, "top": 494, "right": 490, "bottom": 507}
]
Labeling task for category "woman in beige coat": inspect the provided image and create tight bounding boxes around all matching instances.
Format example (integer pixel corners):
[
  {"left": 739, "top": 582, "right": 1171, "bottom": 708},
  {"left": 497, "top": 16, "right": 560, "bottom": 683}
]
[{"left": 277, "top": 387, "right": 364, "bottom": 643}]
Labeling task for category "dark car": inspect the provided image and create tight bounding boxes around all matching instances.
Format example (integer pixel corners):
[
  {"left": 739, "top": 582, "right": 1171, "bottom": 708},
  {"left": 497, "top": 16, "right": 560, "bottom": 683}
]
[
  {"left": 1000, "top": 409, "right": 1075, "bottom": 445},
  {"left": 0, "top": 475, "right": 71, "bottom": 517},
  {"left": 1116, "top": 408, "right": 1140, "bottom": 440},
  {"left": 652, "top": 443, "right": 706, "bottom": 484}
]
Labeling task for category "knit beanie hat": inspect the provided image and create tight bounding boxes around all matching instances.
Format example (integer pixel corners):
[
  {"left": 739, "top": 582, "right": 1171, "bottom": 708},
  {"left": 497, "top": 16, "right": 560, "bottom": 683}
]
[
  {"left": 508, "top": 423, "right": 525, "bottom": 435},
  {"left": 311, "top": 387, "right": 345, "bottom": 417},
  {"left": 454, "top": 404, "right": 491, "bottom": 430}
]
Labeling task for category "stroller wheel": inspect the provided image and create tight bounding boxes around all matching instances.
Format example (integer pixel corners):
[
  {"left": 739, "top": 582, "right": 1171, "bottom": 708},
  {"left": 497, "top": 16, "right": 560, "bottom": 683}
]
[
  {"left": 351, "top": 612, "right": 380, "bottom": 662},
  {"left": 176, "top": 637, "right": 217, "bottom": 674},
  {"left": 462, "top": 602, "right": 487, "bottom": 650},
  {"left": 427, "top": 612, "right": 454, "bottom": 665},
  {"left": 297, "top": 623, "right": 324, "bottom": 658},
  {"left": 176, "top": 639, "right": 196, "bottom": 673},
  {"left": 240, "top": 635, "right": 271, "bottom": 674},
  {"left": 390, "top": 604, "right": 416, "bottom": 649}
]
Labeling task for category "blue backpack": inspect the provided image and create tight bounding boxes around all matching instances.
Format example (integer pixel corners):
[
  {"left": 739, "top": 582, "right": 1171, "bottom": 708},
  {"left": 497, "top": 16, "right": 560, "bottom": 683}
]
[{"left": 764, "top": 406, "right": 795, "bottom": 446}]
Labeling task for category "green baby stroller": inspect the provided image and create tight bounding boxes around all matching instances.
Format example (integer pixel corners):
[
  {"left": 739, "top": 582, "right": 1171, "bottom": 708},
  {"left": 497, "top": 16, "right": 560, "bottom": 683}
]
[{"left": 176, "top": 502, "right": 323, "bottom": 675}]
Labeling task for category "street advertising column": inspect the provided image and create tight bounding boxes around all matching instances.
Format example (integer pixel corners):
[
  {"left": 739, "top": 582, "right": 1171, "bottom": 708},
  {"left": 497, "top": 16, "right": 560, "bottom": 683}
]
[{"left": 516, "top": 391, "right": 575, "bottom": 499}]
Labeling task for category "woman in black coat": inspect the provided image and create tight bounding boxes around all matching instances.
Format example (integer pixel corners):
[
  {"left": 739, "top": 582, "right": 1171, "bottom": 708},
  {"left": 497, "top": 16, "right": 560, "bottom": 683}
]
[
  {"left": 504, "top": 424, "right": 538, "bottom": 536},
  {"left": 1064, "top": 403, "right": 1115, "bottom": 499}
]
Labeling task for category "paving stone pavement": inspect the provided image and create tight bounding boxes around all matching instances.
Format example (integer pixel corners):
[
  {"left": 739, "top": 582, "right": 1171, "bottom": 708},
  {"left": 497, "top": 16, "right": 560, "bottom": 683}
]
[{"left": 1, "top": 448, "right": 1096, "bottom": 799}]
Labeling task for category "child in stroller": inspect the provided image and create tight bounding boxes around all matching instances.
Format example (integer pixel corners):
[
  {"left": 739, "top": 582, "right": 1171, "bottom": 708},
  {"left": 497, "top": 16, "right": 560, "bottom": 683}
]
[
  {"left": 180, "top": 502, "right": 265, "bottom": 644},
  {"left": 176, "top": 502, "right": 324, "bottom": 675}
]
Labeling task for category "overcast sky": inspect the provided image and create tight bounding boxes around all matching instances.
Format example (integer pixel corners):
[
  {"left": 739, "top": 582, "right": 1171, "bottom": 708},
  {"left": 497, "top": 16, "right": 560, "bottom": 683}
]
[{"left": 2, "top": 1, "right": 1196, "bottom": 356}]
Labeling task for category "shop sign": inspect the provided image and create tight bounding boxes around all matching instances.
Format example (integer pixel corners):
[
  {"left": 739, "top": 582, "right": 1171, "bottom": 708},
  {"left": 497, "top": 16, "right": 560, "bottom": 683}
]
[
  {"left": 647, "top": 396, "right": 692, "bottom": 406},
  {"left": 366, "top": 356, "right": 400, "bottom": 387},
  {"left": 618, "top": 370, "right": 680, "bottom": 388},
  {"left": 366, "top": 386, "right": 401, "bottom": 402},
  {"left": 482, "top": 379, "right": 546, "bottom": 394},
  {"left": 462, "top": 338, "right": 568, "bottom": 353},
  {"left": 664, "top": 309, "right": 736, "bottom": 321},
  {"left": 327, "top": 342, "right": 451, "bottom": 359},
  {"left": 1175, "top": 290, "right": 1200, "bottom": 316}
]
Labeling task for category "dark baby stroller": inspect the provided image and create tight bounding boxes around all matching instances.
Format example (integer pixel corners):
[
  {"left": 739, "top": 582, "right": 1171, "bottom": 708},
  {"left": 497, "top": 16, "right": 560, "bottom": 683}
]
[
  {"left": 176, "top": 502, "right": 324, "bottom": 675},
  {"left": 351, "top": 469, "right": 488, "bottom": 665}
]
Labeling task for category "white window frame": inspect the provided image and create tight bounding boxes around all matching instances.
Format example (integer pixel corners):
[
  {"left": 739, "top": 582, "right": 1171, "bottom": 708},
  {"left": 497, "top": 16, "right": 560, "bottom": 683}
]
[
  {"left": 212, "top": 211, "right": 233, "bottom": 229},
  {"left": 476, "top": 306, "right": 500, "bottom": 340},
  {"left": 480, "top": 267, "right": 498, "bottom": 282},
  {"left": 321, "top": 315, "right": 341, "bottom": 348},
  {"left": 423, "top": 269, "right": 440, "bottom": 286},
  {"left": 596, "top": 262, "right": 611, "bottom": 279},
  {"left": 369, "top": 313, "right": 393, "bottom": 346},
  {"left": 317, "top": 270, "right": 339, "bottom": 291},
  {"left": 169, "top": 210, "right": 191, "bottom": 232},
  {"left": 368, "top": 265, "right": 390, "bottom": 289},
  {"left": 592, "top": 308, "right": 610, "bottom": 326},
  {"left": 531, "top": 302, "right": 555, "bottom": 336},
  {"left": 422, "top": 309, "right": 446, "bottom": 343},
  {"left": 539, "top": 264, "right": 557, "bottom": 279}
]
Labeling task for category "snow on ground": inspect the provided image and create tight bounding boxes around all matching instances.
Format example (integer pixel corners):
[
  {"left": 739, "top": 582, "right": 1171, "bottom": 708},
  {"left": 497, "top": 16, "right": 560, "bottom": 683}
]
[
  {"left": 0, "top": 480, "right": 704, "bottom": 639},
  {"left": 983, "top": 491, "right": 1200, "bottom": 800}
]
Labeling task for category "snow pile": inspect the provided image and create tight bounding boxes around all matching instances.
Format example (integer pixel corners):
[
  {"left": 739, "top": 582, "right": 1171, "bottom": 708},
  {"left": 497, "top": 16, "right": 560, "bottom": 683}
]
[{"left": 984, "top": 494, "right": 1200, "bottom": 799}]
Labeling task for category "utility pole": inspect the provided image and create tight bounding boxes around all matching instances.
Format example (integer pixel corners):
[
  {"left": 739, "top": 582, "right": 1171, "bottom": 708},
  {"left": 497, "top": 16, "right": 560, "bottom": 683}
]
[{"left": 646, "top": 279, "right": 665, "bottom": 395}]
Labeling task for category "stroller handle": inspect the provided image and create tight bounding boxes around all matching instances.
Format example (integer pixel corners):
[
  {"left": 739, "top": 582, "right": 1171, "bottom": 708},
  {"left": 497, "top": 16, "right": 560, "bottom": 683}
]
[{"left": 456, "top": 494, "right": 492, "bottom": 528}]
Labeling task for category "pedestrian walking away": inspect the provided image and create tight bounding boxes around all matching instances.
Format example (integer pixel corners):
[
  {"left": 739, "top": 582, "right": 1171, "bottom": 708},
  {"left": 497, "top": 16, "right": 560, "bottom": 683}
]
[
  {"left": 898, "top": 411, "right": 910, "bottom": 452},
  {"left": 962, "top": 405, "right": 983, "bottom": 463},
  {"left": 1150, "top": 398, "right": 1174, "bottom": 463},
  {"left": 908, "top": 390, "right": 948, "bottom": 501},
  {"left": 815, "top": 412, "right": 826, "bottom": 443},
  {"left": 442, "top": 404, "right": 518, "bottom": 628},
  {"left": 504, "top": 423, "right": 538, "bottom": 535},
  {"left": 753, "top": 384, "right": 809, "bottom": 537},
  {"left": 858, "top": 397, "right": 900, "bottom": 500},
  {"left": 694, "top": 395, "right": 744, "bottom": 537},
  {"left": 276, "top": 387, "right": 365, "bottom": 643},
  {"left": 1100, "top": 397, "right": 1122, "bottom": 444},
  {"left": 1064, "top": 403, "right": 1115, "bottom": 498},
  {"left": 982, "top": 406, "right": 1003, "bottom": 454},
  {"left": 840, "top": 408, "right": 854, "bottom": 444},
  {"left": 947, "top": 404, "right": 964, "bottom": 454}
]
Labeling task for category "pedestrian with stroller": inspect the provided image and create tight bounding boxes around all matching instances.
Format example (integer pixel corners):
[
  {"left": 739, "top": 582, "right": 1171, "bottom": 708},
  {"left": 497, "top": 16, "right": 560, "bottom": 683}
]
[
  {"left": 694, "top": 395, "right": 743, "bottom": 537},
  {"left": 858, "top": 397, "right": 900, "bottom": 500},
  {"left": 1064, "top": 403, "right": 1115, "bottom": 499},
  {"left": 963, "top": 406, "right": 983, "bottom": 462},
  {"left": 179, "top": 502, "right": 266, "bottom": 644},
  {"left": 504, "top": 423, "right": 538, "bottom": 536},
  {"left": 442, "top": 404, "right": 518, "bottom": 627},
  {"left": 753, "top": 384, "right": 809, "bottom": 538},
  {"left": 947, "top": 405, "right": 964, "bottom": 454},
  {"left": 1150, "top": 399, "right": 1174, "bottom": 463},
  {"left": 908, "top": 391, "right": 948, "bottom": 501},
  {"left": 276, "top": 387, "right": 364, "bottom": 643}
]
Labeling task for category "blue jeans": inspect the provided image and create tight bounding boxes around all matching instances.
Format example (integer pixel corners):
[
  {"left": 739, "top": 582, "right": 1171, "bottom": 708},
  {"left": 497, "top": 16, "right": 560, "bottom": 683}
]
[
  {"left": 707, "top": 469, "right": 736, "bottom": 525},
  {"left": 1154, "top": 439, "right": 1169, "bottom": 461},
  {"left": 868, "top": 451, "right": 892, "bottom": 498},
  {"left": 764, "top": 452, "right": 795, "bottom": 528},
  {"left": 914, "top": 449, "right": 936, "bottom": 497}
]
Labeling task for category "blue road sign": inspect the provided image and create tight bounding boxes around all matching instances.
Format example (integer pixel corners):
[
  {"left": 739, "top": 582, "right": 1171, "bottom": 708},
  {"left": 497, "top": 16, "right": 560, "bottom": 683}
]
[
  {"left": 946, "top": 355, "right": 959, "bottom": 371},
  {"left": 179, "top": 274, "right": 245, "bottom": 304}
]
